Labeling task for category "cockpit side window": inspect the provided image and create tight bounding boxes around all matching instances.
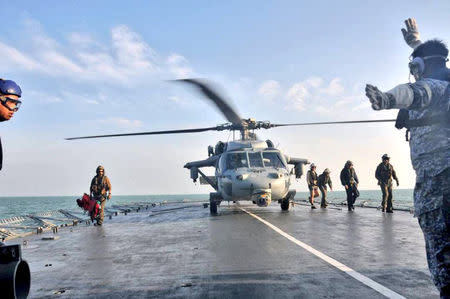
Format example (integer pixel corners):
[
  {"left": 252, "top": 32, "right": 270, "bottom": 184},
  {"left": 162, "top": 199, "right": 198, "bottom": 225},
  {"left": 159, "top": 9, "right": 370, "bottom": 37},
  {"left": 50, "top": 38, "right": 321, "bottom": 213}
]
[
  {"left": 262, "top": 152, "right": 286, "bottom": 169},
  {"left": 248, "top": 152, "right": 264, "bottom": 168},
  {"left": 226, "top": 152, "right": 248, "bottom": 170}
]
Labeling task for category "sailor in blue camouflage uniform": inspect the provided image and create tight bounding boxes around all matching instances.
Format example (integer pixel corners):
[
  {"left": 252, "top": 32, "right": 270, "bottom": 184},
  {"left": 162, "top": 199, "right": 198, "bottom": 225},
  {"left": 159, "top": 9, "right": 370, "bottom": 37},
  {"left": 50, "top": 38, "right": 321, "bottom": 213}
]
[{"left": 365, "top": 39, "right": 450, "bottom": 298}]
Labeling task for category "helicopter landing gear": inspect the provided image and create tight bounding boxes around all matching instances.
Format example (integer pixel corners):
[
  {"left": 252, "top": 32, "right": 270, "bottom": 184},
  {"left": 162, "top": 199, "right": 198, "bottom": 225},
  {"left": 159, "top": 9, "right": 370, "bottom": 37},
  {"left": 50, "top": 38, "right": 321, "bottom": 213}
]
[
  {"left": 280, "top": 199, "right": 290, "bottom": 211},
  {"left": 280, "top": 190, "right": 296, "bottom": 211},
  {"left": 209, "top": 192, "right": 222, "bottom": 215},
  {"left": 210, "top": 201, "right": 217, "bottom": 214}
]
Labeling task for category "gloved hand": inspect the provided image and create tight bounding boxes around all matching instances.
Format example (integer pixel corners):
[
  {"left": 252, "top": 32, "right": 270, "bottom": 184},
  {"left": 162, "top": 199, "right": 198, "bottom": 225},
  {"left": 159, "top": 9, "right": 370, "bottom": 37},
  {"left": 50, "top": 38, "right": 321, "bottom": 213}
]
[
  {"left": 365, "top": 84, "right": 391, "bottom": 110},
  {"left": 401, "top": 18, "right": 421, "bottom": 49},
  {"left": 396, "top": 180, "right": 399, "bottom": 187},
  {"left": 107, "top": 193, "right": 112, "bottom": 200}
]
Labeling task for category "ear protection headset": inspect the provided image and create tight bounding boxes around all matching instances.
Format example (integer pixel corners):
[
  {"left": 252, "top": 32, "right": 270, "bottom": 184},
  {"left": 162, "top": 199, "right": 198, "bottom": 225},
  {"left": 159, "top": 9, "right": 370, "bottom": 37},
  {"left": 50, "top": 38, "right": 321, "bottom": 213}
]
[{"left": 409, "top": 55, "right": 448, "bottom": 78}]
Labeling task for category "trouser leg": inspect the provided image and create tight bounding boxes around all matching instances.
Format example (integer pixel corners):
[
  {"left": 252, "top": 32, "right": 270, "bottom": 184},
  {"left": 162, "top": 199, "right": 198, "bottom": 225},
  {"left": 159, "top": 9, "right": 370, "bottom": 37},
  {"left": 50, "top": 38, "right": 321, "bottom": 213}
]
[
  {"left": 418, "top": 208, "right": 450, "bottom": 294},
  {"left": 346, "top": 188, "right": 353, "bottom": 210},
  {"left": 309, "top": 188, "right": 314, "bottom": 204},
  {"left": 319, "top": 186, "right": 327, "bottom": 207},
  {"left": 97, "top": 199, "right": 106, "bottom": 225},
  {"left": 380, "top": 184, "right": 388, "bottom": 210},
  {"left": 387, "top": 185, "right": 393, "bottom": 212}
]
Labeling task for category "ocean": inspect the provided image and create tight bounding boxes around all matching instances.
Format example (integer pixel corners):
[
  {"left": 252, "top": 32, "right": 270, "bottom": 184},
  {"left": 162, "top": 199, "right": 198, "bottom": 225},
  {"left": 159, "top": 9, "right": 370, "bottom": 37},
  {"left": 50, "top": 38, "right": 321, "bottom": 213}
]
[{"left": 0, "top": 189, "right": 414, "bottom": 220}]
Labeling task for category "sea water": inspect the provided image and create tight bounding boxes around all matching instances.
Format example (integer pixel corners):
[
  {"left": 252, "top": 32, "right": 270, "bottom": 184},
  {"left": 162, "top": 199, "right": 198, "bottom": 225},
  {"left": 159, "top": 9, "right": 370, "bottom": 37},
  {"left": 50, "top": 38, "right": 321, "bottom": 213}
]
[{"left": 0, "top": 189, "right": 414, "bottom": 220}]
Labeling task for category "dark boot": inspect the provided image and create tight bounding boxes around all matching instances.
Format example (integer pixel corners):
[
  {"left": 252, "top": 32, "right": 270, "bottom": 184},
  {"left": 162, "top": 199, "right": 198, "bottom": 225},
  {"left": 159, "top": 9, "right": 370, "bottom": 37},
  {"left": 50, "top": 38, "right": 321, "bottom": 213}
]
[{"left": 440, "top": 285, "right": 450, "bottom": 298}]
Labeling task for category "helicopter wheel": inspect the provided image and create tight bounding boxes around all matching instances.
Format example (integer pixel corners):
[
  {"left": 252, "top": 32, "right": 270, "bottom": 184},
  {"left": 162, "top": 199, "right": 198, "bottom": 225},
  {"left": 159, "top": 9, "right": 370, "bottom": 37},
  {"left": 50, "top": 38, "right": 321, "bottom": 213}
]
[
  {"left": 209, "top": 192, "right": 220, "bottom": 215},
  {"left": 280, "top": 199, "right": 290, "bottom": 211},
  {"left": 210, "top": 201, "right": 218, "bottom": 214}
]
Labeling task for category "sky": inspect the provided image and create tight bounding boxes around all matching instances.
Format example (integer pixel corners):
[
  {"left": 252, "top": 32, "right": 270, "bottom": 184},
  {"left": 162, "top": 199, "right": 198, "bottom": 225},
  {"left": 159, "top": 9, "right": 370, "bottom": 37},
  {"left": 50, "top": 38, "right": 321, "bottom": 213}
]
[{"left": 0, "top": 1, "right": 449, "bottom": 196}]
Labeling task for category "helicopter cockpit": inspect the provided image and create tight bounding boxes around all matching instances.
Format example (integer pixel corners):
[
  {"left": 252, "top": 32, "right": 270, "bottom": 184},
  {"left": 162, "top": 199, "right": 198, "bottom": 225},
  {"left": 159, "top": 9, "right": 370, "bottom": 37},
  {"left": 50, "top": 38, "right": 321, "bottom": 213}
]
[
  {"left": 226, "top": 152, "right": 248, "bottom": 169},
  {"left": 221, "top": 151, "right": 287, "bottom": 171}
]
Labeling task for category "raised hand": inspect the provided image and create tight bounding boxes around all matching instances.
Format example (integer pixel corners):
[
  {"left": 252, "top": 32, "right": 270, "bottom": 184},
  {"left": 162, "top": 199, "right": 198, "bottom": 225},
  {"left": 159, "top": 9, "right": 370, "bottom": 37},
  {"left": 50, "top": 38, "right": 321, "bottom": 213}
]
[{"left": 401, "top": 18, "right": 421, "bottom": 49}]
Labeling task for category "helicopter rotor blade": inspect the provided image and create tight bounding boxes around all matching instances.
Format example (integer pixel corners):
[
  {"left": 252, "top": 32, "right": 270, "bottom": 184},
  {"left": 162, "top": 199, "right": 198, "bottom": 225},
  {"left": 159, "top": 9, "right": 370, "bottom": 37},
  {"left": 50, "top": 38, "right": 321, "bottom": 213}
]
[
  {"left": 174, "top": 79, "right": 242, "bottom": 126},
  {"left": 271, "top": 119, "right": 396, "bottom": 127},
  {"left": 66, "top": 126, "right": 218, "bottom": 140}
]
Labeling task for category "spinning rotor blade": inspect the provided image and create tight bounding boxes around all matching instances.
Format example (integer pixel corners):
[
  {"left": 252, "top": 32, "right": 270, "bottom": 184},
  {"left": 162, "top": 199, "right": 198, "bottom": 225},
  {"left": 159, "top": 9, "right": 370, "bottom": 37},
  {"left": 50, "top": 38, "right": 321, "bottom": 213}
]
[
  {"left": 271, "top": 119, "right": 396, "bottom": 127},
  {"left": 66, "top": 126, "right": 218, "bottom": 140},
  {"left": 174, "top": 79, "right": 242, "bottom": 126}
]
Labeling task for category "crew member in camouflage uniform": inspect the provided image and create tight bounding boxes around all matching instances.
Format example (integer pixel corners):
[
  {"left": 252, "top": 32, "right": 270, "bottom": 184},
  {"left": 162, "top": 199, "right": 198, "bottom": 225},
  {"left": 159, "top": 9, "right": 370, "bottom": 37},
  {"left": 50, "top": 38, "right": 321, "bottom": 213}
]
[
  {"left": 365, "top": 39, "right": 450, "bottom": 297},
  {"left": 317, "top": 168, "right": 332, "bottom": 208},
  {"left": 90, "top": 165, "right": 112, "bottom": 226},
  {"left": 340, "top": 161, "right": 359, "bottom": 211},
  {"left": 375, "top": 154, "right": 399, "bottom": 213}
]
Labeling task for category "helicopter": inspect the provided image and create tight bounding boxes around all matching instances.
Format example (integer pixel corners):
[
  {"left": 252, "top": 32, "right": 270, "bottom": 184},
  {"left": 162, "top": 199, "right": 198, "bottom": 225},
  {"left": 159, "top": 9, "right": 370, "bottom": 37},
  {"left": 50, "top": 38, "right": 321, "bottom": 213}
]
[{"left": 67, "top": 79, "right": 396, "bottom": 214}]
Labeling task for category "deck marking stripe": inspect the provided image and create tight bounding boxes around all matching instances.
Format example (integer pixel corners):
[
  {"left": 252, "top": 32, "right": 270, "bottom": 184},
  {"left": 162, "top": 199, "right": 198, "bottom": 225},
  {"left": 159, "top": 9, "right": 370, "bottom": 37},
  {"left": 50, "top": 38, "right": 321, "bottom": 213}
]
[{"left": 240, "top": 208, "right": 406, "bottom": 299}]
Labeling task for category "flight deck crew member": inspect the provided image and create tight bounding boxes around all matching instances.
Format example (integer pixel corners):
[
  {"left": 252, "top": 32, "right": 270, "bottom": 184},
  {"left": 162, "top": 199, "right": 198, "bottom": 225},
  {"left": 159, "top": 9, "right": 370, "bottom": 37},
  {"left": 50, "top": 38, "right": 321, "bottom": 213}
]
[
  {"left": 90, "top": 165, "right": 112, "bottom": 226},
  {"left": 365, "top": 38, "right": 450, "bottom": 297},
  {"left": 318, "top": 168, "right": 332, "bottom": 208},
  {"left": 375, "top": 154, "right": 399, "bottom": 213},
  {"left": 340, "top": 161, "right": 359, "bottom": 211},
  {"left": 306, "top": 163, "right": 319, "bottom": 209},
  {"left": 0, "top": 79, "right": 22, "bottom": 171}
]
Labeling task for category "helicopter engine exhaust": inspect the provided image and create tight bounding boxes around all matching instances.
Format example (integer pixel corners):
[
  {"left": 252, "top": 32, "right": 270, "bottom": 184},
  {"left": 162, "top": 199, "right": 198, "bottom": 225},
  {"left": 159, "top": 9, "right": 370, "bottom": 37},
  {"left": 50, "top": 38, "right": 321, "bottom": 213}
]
[{"left": 253, "top": 191, "right": 272, "bottom": 207}]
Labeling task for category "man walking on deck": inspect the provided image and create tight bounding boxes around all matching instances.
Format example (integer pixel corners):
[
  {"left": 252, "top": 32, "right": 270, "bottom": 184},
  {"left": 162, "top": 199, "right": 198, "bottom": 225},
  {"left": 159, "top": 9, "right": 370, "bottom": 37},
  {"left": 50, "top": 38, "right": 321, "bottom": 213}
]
[
  {"left": 340, "top": 161, "right": 359, "bottom": 211},
  {"left": 90, "top": 165, "right": 112, "bottom": 226},
  {"left": 306, "top": 163, "right": 319, "bottom": 209},
  {"left": 318, "top": 168, "right": 332, "bottom": 208},
  {"left": 365, "top": 36, "right": 450, "bottom": 297},
  {"left": 0, "top": 79, "right": 22, "bottom": 171},
  {"left": 375, "top": 154, "right": 399, "bottom": 213}
]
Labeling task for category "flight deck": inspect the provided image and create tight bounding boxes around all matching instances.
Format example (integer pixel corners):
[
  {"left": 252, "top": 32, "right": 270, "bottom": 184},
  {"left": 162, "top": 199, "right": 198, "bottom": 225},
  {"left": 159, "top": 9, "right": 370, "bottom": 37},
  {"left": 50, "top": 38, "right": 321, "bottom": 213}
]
[{"left": 11, "top": 201, "right": 439, "bottom": 298}]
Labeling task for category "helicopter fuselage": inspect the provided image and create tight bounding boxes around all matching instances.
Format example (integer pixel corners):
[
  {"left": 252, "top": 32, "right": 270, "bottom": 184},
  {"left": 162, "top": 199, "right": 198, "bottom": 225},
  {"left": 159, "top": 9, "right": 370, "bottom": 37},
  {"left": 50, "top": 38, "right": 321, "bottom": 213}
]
[
  {"left": 216, "top": 143, "right": 290, "bottom": 206},
  {"left": 185, "top": 139, "right": 308, "bottom": 211}
]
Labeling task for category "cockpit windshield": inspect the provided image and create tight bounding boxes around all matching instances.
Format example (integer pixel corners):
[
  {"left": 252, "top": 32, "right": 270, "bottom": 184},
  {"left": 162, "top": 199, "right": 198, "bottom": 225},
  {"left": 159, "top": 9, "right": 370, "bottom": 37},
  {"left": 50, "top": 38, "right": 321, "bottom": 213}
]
[
  {"left": 223, "top": 151, "right": 286, "bottom": 170},
  {"left": 248, "top": 152, "right": 263, "bottom": 168},
  {"left": 262, "top": 152, "right": 286, "bottom": 169},
  {"left": 226, "top": 152, "right": 248, "bottom": 169}
]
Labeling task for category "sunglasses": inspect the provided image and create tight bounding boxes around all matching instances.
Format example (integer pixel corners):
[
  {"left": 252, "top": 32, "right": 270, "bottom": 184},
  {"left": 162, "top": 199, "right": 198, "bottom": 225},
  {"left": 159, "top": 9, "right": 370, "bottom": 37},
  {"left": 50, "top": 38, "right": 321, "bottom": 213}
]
[{"left": 0, "top": 97, "right": 22, "bottom": 112}]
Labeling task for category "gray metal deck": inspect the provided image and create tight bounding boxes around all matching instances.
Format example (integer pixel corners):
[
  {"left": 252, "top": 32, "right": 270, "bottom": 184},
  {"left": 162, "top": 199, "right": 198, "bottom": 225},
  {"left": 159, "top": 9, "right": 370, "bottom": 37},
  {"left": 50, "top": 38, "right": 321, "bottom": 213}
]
[{"left": 8, "top": 201, "right": 438, "bottom": 298}]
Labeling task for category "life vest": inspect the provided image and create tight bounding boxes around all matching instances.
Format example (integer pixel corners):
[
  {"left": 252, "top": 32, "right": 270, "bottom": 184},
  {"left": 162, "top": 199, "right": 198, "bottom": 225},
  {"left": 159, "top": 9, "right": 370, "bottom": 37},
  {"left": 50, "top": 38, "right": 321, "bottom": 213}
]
[{"left": 91, "top": 175, "right": 108, "bottom": 198}]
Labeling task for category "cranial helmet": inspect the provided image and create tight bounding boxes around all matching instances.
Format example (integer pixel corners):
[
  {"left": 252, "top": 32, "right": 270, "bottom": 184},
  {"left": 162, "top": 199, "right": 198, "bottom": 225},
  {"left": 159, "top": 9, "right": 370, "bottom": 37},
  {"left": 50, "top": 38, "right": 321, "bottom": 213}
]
[
  {"left": 382, "top": 154, "right": 390, "bottom": 160},
  {"left": 310, "top": 163, "right": 316, "bottom": 169},
  {"left": 324, "top": 168, "right": 330, "bottom": 173},
  {"left": 410, "top": 39, "right": 449, "bottom": 79},
  {"left": 346, "top": 160, "right": 353, "bottom": 166},
  {"left": 96, "top": 165, "right": 105, "bottom": 175},
  {"left": 0, "top": 79, "right": 22, "bottom": 97}
]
